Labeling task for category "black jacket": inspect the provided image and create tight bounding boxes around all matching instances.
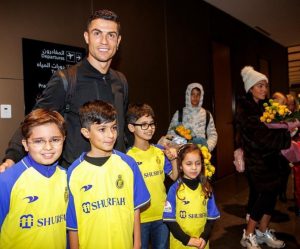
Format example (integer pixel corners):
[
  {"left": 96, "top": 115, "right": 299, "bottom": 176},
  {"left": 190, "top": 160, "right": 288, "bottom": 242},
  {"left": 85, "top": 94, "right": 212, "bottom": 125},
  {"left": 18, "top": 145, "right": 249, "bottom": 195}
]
[
  {"left": 235, "top": 95, "right": 291, "bottom": 192},
  {"left": 4, "top": 58, "right": 128, "bottom": 167}
]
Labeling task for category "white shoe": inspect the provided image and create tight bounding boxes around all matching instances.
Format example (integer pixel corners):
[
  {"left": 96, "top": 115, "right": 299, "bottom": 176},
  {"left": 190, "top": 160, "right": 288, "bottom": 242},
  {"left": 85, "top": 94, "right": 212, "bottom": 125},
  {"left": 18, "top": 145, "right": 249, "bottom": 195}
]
[
  {"left": 255, "top": 229, "right": 285, "bottom": 248},
  {"left": 240, "top": 229, "right": 262, "bottom": 249}
]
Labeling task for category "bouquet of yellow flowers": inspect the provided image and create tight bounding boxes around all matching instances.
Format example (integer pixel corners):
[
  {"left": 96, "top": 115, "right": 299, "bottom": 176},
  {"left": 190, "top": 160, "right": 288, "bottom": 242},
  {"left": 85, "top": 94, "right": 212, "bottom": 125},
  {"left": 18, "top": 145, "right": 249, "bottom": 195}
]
[
  {"left": 199, "top": 145, "right": 215, "bottom": 179},
  {"left": 260, "top": 99, "right": 300, "bottom": 130},
  {"left": 260, "top": 99, "right": 290, "bottom": 123},
  {"left": 168, "top": 125, "right": 215, "bottom": 179},
  {"left": 175, "top": 124, "right": 193, "bottom": 140}
]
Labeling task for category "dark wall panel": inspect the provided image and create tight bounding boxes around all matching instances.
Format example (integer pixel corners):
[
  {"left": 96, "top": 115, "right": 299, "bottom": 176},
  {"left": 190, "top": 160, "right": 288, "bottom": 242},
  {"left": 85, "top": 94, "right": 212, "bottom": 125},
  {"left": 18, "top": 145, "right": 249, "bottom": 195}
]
[
  {"left": 93, "top": 1, "right": 169, "bottom": 140},
  {"left": 165, "top": 0, "right": 212, "bottom": 117}
]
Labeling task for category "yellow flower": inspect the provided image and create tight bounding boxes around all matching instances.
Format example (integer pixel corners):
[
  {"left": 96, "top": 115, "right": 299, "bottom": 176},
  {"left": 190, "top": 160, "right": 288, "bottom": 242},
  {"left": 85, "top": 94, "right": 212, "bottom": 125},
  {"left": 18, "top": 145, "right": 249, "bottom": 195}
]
[
  {"left": 260, "top": 99, "right": 292, "bottom": 124},
  {"left": 200, "top": 145, "right": 215, "bottom": 179}
]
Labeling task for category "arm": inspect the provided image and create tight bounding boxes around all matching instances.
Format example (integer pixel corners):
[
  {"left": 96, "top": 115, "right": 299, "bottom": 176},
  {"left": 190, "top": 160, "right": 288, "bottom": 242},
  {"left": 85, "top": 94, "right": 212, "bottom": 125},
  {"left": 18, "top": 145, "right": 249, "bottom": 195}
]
[
  {"left": 69, "top": 231, "right": 79, "bottom": 249},
  {"left": 133, "top": 209, "right": 141, "bottom": 249},
  {"left": 163, "top": 147, "right": 178, "bottom": 181},
  {"left": 1, "top": 128, "right": 25, "bottom": 170},
  {"left": 206, "top": 113, "right": 218, "bottom": 152},
  {"left": 0, "top": 159, "right": 15, "bottom": 173},
  {"left": 199, "top": 220, "right": 215, "bottom": 243},
  {"left": 166, "top": 221, "right": 203, "bottom": 248},
  {"left": 165, "top": 221, "right": 190, "bottom": 245}
]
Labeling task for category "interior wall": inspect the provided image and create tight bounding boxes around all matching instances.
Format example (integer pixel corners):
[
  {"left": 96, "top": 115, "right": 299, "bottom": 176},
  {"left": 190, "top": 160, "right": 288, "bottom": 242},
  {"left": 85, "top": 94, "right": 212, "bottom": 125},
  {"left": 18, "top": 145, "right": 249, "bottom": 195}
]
[
  {"left": 0, "top": 0, "right": 289, "bottom": 179},
  {"left": 0, "top": 0, "right": 91, "bottom": 158}
]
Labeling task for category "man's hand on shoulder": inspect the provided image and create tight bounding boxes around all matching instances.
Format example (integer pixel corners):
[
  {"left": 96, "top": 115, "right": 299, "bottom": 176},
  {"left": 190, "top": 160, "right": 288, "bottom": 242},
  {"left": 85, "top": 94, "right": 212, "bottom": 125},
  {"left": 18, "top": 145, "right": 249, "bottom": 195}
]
[{"left": 0, "top": 159, "right": 15, "bottom": 173}]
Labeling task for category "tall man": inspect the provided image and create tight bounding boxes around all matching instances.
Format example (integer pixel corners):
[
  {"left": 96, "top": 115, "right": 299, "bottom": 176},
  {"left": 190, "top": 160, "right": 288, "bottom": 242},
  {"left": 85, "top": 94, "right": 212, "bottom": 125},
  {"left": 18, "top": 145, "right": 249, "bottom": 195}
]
[{"left": 1, "top": 9, "right": 128, "bottom": 169}]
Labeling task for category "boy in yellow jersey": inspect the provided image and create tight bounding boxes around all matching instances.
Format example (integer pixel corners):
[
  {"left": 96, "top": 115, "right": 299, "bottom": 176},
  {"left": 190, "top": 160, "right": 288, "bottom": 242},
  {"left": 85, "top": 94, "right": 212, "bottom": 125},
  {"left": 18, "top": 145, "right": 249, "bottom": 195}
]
[
  {"left": 67, "top": 100, "right": 150, "bottom": 249},
  {"left": 0, "top": 109, "right": 67, "bottom": 249},
  {"left": 126, "top": 103, "right": 178, "bottom": 249}
]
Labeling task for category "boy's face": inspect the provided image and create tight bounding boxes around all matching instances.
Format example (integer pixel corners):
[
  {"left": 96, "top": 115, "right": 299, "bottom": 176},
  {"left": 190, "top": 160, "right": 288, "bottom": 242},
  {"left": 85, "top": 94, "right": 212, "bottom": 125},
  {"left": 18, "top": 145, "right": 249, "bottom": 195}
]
[
  {"left": 81, "top": 120, "right": 117, "bottom": 157},
  {"left": 22, "top": 123, "right": 64, "bottom": 165},
  {"left": 128, "top": 115, "right": 155, "bottom": 142}
]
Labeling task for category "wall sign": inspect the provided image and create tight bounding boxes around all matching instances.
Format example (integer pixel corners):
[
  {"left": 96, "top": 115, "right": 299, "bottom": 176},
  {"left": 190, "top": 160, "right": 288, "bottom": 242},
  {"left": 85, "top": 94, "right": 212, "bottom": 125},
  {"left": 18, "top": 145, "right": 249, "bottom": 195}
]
[{"left": 22, "top": 38, "right": 86, "bottom": 114}]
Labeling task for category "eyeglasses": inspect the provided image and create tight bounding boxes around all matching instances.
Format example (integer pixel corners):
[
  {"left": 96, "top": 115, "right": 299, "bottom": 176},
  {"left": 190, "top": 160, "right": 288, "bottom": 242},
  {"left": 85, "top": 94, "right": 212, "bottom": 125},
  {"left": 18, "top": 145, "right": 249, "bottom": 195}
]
[
  {"left": 27, "top": 137, "right": 64, "bottom": 148},
  {"left": 131, "top": 122, "right": 156, "bottom": 130}
]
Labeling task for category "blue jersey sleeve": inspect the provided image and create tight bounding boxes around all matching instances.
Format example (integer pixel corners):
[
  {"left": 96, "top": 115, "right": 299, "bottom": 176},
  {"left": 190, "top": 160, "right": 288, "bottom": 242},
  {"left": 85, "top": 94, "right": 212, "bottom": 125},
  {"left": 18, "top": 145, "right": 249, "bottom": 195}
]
[
  {"left": 163, "top": 182, "right": 178, "bottom": 221},
  {"left": 0, "top": 161, "right": 27, "bottom": 229},
  {"left": 132, "top": 160, "right": 150, "bottom": 209},
  {"left": 66, "top": 155, "right": 84, "bottom": 230},
  {"left": 207, "top": 193, "right": 220, "bottom": 220},
  {"left": 66, "top": 188, "right": 78, "bottom": 230}
]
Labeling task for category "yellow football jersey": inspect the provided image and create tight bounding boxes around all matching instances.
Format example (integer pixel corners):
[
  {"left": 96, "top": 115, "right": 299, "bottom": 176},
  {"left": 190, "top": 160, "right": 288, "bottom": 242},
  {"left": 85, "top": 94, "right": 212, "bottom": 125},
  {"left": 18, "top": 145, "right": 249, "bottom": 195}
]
[
  {"left": 67, "top": 151, "right": 150, "bottom": 249},
  {"left": 127, "top": 144, "right": 172, "bottom": 223},
  {"left": 0, "top": 156, "right": 68, "bottom": 249},
  {"left": 163, "top": 181, "right": 220, "bottom": 249}
]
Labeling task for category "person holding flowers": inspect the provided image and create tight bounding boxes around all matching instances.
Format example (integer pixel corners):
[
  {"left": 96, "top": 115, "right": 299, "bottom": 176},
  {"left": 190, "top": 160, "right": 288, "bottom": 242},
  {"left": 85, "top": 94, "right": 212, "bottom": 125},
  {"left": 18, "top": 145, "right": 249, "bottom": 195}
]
[
  {"left": 167, "top": 83, "right": 218, "bottom": 152},
  {"left": 235, "top": 66, "right": 295, "bottom": 249}
]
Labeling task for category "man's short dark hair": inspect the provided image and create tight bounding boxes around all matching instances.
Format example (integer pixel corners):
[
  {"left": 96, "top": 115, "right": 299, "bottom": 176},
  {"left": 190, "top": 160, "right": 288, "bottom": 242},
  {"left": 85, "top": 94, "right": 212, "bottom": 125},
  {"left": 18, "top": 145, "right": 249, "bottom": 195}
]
[
  {"left": 87, "top": 9, "right": 121, "bottom": 33},
  {"left": 126, "top": 103, "right": 155, "bottom": 124},
  {"left": 80, "top": 100, "right": 117, "bottom": 129}
]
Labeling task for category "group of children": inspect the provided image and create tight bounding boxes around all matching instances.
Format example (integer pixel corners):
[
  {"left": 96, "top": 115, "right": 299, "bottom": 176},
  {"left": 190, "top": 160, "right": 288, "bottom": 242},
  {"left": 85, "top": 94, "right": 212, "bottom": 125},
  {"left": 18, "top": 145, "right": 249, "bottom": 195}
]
[{"left": 0, "top": 100, "right": 220, "bottom": 249}]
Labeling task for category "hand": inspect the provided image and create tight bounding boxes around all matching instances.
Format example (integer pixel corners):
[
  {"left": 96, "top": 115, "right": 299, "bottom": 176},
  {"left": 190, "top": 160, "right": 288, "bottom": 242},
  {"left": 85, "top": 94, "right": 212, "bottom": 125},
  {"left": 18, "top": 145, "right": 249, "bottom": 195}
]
[
  {"left": 287, "top": 119, "right": 300, "bottom": 131},
  {"left": 0, "top": 159, "right": 15, "bottom": 173},
  {"left": 164, "top": 147, "right": 177, "bottom": 161},
  {"left": 198, "top": 238, "right": 207, "bottom": 249},
  {"left": 187, "top": 237, "right": 203, "bottom": 248}
]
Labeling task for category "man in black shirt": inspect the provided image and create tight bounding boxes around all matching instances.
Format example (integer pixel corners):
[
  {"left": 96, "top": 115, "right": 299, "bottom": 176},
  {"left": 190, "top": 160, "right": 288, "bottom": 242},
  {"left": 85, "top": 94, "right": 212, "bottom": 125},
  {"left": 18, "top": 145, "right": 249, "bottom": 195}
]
[{"left": 1, "top": 9, "right": 128, "bottom": 169}]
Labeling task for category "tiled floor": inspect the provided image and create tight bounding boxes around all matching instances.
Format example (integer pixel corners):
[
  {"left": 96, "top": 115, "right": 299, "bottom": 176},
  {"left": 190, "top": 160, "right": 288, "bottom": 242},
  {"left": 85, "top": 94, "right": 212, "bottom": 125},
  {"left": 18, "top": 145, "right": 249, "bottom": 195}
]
[{"left": 210, "top": 173, "right": 300, "bottom": 249}]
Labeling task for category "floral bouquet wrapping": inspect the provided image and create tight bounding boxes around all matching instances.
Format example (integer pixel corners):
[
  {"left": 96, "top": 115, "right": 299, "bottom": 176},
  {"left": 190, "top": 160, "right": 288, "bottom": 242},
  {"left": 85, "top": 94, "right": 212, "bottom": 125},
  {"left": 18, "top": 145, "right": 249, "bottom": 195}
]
[
  {"left": 281, "top": 141, "right": 300, "bottom": 163},
  {"left": 260, "top": 99, "right": 300, "bottom": 162},
  {"left": 170, "top": 124, "right": 215, "bottom": 179},
  {"left": 260, "top": 99, "right": 300, "bottom": 129}
]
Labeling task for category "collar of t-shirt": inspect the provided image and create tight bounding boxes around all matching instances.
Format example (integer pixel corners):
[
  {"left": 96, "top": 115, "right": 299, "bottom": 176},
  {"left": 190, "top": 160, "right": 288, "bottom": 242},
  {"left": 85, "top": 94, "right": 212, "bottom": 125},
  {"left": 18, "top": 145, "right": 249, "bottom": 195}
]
[
  {"left": 26, "top": 154, "right": 58, "bottom": 178},
  {"left": 182, "top": 177, "right": 200, "bottom": 190},
  {"left": 84, "top": 154, "right": 110, "bottom": 166}
]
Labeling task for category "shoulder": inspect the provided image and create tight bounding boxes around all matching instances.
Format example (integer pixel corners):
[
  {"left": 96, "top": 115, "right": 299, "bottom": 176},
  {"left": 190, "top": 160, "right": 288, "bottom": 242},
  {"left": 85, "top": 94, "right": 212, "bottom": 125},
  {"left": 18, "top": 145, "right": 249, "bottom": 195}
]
[
  {"left": 113, "top": 150, "right": 139, "bottom": 171},
  {"left": 67, "top": 153, "right": 86, "bottom": 178},
  {"left": 169, "top": 180, "right": 179, "bottom": 193},
  {"left": 0, "top": 159, "right": 28, "bottom": 188},
  {"left": 153, "top": 144, "right": 164, "bottom": 150},
  {"left": 109, "top": 68, "right": 128, "bottom": 83}
]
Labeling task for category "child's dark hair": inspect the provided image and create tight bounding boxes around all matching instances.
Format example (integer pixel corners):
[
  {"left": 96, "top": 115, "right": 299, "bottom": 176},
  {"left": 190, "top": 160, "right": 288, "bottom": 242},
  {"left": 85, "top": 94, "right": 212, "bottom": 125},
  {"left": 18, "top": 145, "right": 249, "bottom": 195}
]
[
  {"left": 176, "top": 143, "right": 212, "bottom": 199},
  {"left": 126, "top": 103, "right": 155, "bottom": 124},
  {"left": 87, "top": 9, "right": 121, "bottom": 33},
  {"left": 80, "top": 100, "right": 117, "bottom": 129},
  {"left": 21, "top": 109, "right": 66, "bottom": 139}
]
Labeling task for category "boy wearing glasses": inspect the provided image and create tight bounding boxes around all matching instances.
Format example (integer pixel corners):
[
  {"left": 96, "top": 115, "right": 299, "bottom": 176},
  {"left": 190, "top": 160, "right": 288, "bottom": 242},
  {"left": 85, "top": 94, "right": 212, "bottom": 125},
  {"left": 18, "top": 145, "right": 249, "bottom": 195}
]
[
  {"left": 0, "top": 109, "right": 67, "bottom": 249},
  {"left": 67, "top": 100, "right": 150, "bottom": 249},
  {"left": 126, "top": 103, "right": 178, "bottom": 249}
]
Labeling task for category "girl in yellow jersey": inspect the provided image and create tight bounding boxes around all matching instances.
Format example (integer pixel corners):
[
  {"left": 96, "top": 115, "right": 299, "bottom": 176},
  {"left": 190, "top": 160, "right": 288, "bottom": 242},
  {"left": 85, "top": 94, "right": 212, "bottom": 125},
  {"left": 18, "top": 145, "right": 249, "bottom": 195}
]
[{"left": 163, "top": 143, "right": 220, "bottom": 249}]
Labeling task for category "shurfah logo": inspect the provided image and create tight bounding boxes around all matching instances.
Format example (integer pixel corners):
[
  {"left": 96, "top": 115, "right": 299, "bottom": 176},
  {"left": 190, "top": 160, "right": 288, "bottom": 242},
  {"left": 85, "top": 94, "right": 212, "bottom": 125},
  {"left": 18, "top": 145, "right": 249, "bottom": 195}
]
[
  {"left": 179, "top": 210, "right": 186, "bottom": 219},
  {"left": 20, "top": 214, "right": 34, "bottom": 229},
  {"left": 82, "top": 202, "right": 91, "bottom": 213},
  {"left": 23, "top": 196, "right": 39, "bottom": 203}
]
